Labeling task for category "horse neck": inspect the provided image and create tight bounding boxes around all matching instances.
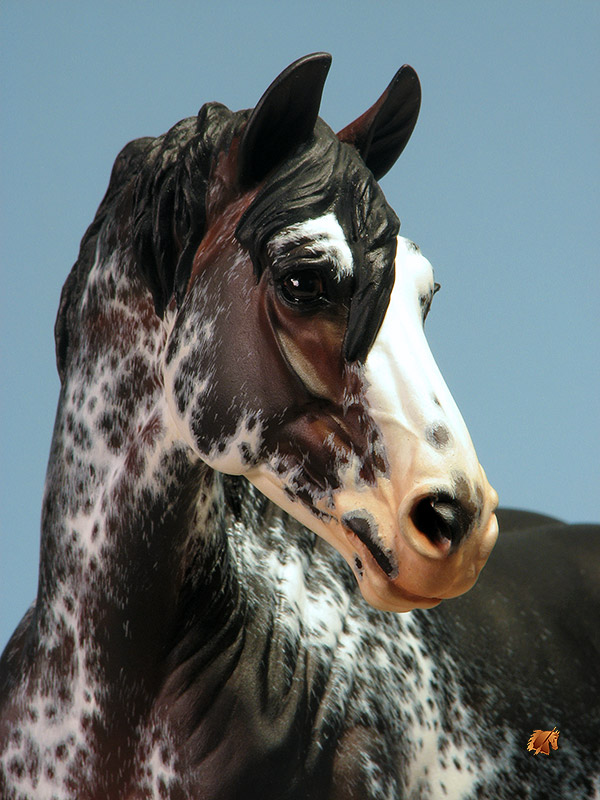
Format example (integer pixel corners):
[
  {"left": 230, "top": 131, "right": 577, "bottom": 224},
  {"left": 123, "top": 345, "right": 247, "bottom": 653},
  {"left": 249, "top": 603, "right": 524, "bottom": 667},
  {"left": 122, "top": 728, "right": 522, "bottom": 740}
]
[{"left": 34, "top": 248, "right": 242, "bottom": 684}]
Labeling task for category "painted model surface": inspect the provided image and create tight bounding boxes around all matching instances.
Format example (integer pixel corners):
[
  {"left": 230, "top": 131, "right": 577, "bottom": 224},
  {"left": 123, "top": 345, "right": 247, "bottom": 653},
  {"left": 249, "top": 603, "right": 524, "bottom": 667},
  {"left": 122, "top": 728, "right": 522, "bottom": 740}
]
[{"left": 1, "top": 54, "right": 598, "bottom": 799}]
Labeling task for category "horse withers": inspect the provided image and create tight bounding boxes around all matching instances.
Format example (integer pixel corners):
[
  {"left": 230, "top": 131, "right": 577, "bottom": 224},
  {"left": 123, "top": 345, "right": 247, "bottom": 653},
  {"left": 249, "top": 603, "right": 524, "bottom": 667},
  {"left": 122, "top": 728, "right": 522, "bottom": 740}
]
[{"left": 1, "top": 53, "right": 598, "bottom": 799}]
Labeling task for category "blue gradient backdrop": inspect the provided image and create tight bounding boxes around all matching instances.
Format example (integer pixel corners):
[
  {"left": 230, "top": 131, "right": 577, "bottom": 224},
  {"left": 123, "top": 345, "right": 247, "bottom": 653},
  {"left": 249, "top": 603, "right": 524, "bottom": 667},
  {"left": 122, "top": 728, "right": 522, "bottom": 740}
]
[{"left": 1, "top": 1, "right": 598, "bottom": 649}]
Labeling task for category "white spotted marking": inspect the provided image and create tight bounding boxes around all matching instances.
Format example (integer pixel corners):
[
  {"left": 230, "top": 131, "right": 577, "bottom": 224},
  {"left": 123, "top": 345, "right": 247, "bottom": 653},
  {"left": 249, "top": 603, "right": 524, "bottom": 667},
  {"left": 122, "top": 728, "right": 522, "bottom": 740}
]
[{"left": 268, "top": 212, "right": 354, "bottom": 280}]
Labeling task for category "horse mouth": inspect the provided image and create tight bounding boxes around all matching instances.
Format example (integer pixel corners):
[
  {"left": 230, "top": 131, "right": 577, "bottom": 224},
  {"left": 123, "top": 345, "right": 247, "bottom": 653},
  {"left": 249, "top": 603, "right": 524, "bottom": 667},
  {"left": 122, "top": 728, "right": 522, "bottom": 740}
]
[{"left": 341, "top": 511, "right": 399, "bottom": 579}]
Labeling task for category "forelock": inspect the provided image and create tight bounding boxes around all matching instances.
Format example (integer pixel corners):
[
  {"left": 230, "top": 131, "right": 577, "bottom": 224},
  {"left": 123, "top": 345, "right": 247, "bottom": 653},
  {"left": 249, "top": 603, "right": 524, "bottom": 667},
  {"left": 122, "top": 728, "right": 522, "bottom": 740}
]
[
  {"left": 235, "top": 119, "right": 343, "bottom": 269},
  {"left": 236, "top": 121, "right": 400, "bottom": 362}
]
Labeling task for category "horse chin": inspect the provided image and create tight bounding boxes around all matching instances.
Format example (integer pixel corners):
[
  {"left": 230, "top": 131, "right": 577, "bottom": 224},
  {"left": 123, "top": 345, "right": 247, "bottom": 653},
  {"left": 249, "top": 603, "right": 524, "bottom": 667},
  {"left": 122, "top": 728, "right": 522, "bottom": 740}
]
[
  {"left": 348, "top": 509, "right": 499, "bottom": 612},
  {"left": 354, "top": 579, "right": 443, "bottom": 613},
  {"left": 247, "top": 464, "right": 499, "bottom": 613}
]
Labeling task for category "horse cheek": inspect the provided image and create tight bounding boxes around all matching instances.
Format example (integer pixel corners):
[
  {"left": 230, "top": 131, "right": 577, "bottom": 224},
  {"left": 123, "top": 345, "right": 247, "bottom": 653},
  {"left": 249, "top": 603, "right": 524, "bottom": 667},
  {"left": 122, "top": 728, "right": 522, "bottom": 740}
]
[{"left": 265, "top": 292, "right": 347, "bottom": 404}]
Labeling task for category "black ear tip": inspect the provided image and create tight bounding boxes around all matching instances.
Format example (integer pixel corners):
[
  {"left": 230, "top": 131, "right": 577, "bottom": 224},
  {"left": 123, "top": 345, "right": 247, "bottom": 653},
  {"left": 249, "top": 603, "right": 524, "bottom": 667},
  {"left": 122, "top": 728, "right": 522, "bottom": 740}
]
[
  {"left": 399, "top": 64, "right": 419, "bottom": 80},
  {"left": 237, "top": 53, "right": 333, "bottom": 188},
  {"left": 290, "top": 51, "right": 332, "bottom": 71},
  {"left": 393, "top": 64, "right": 421, "bottom": 100},
  {"left": 273, "top": 52, "right": 332, "bottom": 88}
]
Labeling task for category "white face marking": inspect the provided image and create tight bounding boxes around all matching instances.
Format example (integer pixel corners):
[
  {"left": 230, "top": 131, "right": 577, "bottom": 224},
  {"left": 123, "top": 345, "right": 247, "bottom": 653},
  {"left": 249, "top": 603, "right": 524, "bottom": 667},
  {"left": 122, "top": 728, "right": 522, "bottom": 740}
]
[
  {"left": 364, "top": 236, "right": 477, "bottom": 460},
  {"left": 339, "top": 237, "right": 497, "bottom": 605},
  {"left": 248, "top": 236, "right": 498, "bottom": 611},
  {"left": 268, "top": 212, "right": 354, "bottom": 280}
]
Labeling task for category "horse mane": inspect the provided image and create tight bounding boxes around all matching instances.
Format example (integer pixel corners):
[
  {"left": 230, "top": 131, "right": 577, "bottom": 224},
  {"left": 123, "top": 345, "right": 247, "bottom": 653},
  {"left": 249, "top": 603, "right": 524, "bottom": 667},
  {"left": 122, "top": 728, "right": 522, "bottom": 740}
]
[
  {"left": 54, "top": 102, "right": 237, "bottom": 380},
  {"left": 131, "top": 102, "right": 240, "bottom": 315},
  {"left": 55, "top": 94, "right": 401, "bottom": 381}
]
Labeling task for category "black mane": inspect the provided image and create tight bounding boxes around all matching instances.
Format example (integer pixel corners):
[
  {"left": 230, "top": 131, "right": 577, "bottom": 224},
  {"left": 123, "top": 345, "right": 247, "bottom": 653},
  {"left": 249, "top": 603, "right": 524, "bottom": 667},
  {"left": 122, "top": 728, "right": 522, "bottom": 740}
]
[
  {"left": 236, "top": 118, "right": 400, "bottom": 363},
  {"left": 131, "top": 103, "right": 239, "bottom": 316},
  {"left": 55, "top": 103, "right": 235, "bottom": 379},
  {"left": 56, "top": 100, "right": 400, "bottom": 380}
]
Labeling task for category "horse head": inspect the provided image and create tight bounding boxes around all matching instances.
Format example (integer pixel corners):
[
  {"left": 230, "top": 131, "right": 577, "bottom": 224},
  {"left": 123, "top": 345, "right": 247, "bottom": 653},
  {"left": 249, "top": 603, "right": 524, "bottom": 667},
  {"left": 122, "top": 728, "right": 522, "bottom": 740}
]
[{"left": 64, "top": 53, "right": 498, "bottom": 613}]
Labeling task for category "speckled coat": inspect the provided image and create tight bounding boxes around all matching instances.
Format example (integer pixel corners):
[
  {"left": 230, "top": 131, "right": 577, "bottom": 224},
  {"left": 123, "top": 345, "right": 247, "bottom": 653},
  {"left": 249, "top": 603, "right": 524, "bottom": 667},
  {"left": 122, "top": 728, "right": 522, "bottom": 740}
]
[{"left": 1, "top": 54, "right": 598, "bottom": 800}]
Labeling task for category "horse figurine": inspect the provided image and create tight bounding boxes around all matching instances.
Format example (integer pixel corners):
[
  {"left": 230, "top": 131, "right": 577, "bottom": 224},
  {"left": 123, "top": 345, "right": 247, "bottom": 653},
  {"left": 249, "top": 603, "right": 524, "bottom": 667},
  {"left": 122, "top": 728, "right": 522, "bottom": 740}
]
[{"left": 1, "top": 53, "right": 598, "bottom": 800}]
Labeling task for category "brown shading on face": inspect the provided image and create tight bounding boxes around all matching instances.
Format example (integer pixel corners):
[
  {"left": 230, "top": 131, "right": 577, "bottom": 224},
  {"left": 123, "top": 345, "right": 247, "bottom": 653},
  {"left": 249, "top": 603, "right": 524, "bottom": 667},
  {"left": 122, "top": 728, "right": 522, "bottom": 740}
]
[
  {"left": 161, "top": 117, "right": 394, "bottom": 508},
  {"left": 166, "top": 192, "right": 389, "bottom": 520},
  {"left": 160, "top": 63, "right": 498, "bottom": 614}
]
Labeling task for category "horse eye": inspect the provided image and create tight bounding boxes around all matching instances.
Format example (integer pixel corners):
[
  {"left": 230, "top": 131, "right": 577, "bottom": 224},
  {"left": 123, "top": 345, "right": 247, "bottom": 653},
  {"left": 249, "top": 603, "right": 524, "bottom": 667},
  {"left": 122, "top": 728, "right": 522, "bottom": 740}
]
[
  {"left": 422, "top": 283, "right": 441, "bottom": 322},
  {"left": 280, "top": 270, "right": 325, "bottom": 305}
]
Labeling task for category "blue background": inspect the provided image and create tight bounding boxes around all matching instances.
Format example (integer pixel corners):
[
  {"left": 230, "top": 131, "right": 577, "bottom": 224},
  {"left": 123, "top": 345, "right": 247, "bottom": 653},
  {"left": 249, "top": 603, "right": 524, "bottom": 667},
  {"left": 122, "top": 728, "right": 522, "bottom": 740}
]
[{"left": 1, "top": 1, "right": 598, "bottom": 650}]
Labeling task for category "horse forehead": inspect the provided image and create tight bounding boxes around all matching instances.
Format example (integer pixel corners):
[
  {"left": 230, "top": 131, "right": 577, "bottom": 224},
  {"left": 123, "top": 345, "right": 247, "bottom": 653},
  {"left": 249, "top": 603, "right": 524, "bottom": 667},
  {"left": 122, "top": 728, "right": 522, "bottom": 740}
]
[{"left": 268, "top": 212, "right": 353, "bottom": 278}]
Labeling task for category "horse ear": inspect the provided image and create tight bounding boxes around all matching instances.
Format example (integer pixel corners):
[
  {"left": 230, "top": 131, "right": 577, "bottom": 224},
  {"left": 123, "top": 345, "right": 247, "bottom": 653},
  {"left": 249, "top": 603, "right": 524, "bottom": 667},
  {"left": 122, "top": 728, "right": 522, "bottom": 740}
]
[
  {"left": 337, "top": 65, "right": 421, "bottom": 180},
  {"left": 237, "top": 52, "right": 332, "bottom": 187}
]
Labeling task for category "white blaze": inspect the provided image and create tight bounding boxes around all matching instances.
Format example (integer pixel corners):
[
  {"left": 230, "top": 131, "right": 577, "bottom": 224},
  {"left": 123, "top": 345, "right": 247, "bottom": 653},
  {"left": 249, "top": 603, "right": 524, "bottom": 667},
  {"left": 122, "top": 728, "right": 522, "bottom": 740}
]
[{"left": 363, "top": 236, "right": 480, "bottom": 489}]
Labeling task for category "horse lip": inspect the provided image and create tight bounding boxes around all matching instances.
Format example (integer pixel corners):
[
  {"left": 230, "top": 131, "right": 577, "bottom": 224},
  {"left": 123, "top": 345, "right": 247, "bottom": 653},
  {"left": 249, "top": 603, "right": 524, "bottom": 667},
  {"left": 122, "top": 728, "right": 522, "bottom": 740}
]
[{"left": 341, "top": 511, "right": 399, "bottom": 579}]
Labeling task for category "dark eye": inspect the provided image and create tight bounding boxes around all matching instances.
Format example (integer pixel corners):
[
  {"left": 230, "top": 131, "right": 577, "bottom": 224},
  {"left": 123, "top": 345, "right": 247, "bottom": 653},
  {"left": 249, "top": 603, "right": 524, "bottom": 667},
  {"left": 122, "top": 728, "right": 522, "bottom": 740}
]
[
  {"left": 422, "top": 282, "right": 441, "bottom": 322},
  {"left": 279, "top": 270, "right": 325, "bottom": 306}
]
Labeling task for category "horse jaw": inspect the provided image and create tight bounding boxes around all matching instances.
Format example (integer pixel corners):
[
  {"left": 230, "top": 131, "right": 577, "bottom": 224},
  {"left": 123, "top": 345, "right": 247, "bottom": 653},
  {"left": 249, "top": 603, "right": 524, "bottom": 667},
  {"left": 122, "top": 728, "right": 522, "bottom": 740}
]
[
  {"left": 247, "top": 237, "right": 499, "bottom": 612},
  {"left": 162, "top": 228, "right": 498, "bottom": 613}
]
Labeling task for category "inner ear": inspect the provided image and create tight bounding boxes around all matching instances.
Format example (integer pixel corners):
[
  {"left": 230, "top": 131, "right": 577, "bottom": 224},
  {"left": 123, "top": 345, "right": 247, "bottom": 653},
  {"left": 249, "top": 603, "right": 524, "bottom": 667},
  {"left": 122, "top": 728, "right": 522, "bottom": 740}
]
[
  {"left": 337, "top": 65, "right": 421, "bottom": 180},
  {"left": 237, "top": 53, "right": 332, "bottom": 188}
]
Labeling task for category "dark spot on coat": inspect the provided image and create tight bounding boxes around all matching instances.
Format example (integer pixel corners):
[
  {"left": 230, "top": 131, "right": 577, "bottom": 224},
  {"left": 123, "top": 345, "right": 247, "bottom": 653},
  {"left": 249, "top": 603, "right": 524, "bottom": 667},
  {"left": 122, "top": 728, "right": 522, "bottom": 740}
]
[
  {"left": 426, "top": 423, "right": 451, "bottom": 449},
  {"left": 8, "top": 756, "right": 26, "bottom": 779}
]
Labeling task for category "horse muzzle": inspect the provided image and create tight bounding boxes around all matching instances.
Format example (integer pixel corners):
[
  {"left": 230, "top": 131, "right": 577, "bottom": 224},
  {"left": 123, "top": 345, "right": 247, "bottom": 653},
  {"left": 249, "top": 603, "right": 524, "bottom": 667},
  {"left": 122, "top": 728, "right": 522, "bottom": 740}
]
[{"left": 336, "top": 470, "right": 499, "bottom": 611}]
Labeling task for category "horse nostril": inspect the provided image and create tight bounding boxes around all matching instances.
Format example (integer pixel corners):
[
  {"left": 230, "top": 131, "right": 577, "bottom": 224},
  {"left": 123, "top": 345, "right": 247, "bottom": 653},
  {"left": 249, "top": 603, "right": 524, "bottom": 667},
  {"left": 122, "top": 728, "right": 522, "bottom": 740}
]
[{"left": 410, "top": 493, "right": 473, "bottom": 551}]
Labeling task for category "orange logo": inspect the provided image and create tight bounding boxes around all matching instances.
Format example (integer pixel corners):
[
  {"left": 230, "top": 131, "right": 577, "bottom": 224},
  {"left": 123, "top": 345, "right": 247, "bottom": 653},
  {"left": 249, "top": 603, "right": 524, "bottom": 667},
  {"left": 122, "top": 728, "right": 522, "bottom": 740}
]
[{"left": 527, "top": 728, "right": 560, "bottom": 755}]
